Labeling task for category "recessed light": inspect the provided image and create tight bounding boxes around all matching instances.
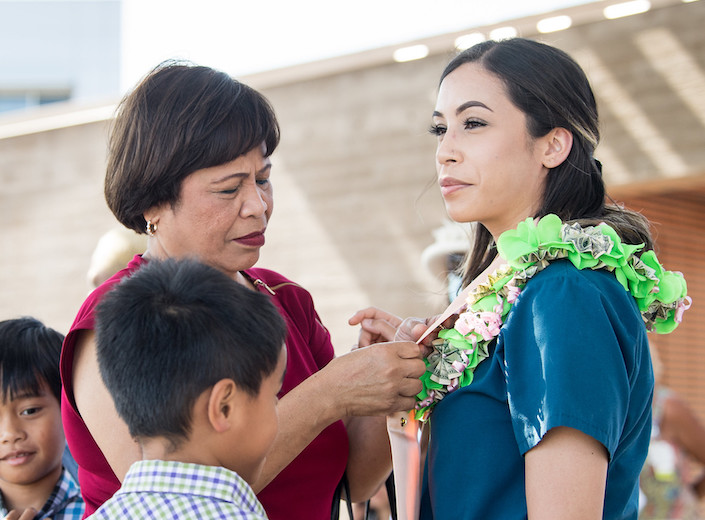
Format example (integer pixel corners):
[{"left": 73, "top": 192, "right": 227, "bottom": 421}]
[
  {"left": 537, "top": 15, "right": 572, "bottom": 33},
  {"left": 603, "top": 0, "right": 651, "bottom": 19}
]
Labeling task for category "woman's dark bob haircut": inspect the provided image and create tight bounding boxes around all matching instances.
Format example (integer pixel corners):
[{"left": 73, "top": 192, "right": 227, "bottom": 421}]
[{"left": 105, "top": 60, "right": 280, "bottom": 233}]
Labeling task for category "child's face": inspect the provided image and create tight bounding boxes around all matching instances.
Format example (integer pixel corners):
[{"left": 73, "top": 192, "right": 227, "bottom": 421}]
[
  {"left": 233, "top": 345, "right": 287, "bottom": 484},
  {"left": 0, "top": 383, "right": 64, "bottom": 489}
]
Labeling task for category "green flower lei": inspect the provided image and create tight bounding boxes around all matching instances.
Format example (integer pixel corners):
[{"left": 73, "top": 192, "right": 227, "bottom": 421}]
[{"left": 414, "top": 214, "right": 691, "bottom": 422}]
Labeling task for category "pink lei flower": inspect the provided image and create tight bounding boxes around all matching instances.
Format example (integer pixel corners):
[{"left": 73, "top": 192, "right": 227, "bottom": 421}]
[{"left": 454, "top": 311, "right": 502, "bottom": 340}]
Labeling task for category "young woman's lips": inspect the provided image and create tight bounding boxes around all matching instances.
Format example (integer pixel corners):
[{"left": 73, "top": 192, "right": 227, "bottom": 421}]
[
  {"left": 235, "top": 231, "right": 265, "bottom": 247},
  {"left": 439, "top": 177, "right": 470, "bottom": 197}
]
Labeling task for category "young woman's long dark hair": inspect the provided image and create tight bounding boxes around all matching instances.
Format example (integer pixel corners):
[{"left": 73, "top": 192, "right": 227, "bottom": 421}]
[{"left": 439, "top": 38, "right": 652, "bottom": 287}]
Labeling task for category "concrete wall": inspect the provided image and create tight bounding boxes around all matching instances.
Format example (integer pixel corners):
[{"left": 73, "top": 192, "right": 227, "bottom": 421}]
[
  {"left": 1, "top": 1, "right": 704, "bottom": 357},
  {"left": 0, "top": 121, "right": 116, "bottom": 330}
]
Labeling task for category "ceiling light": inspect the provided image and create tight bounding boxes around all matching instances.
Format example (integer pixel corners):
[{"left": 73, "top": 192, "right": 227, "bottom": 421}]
[
  {"left": 536, "top": 15, "right": 573, "bottom": 33},
  {"left": 393, "top": 44, "right": 429, "bottom": 63},
  {"left": 603, "top": 0, "right": 651, "bottom": 19},
  {"left": 489, "top": 26, "right": 518, "bottom": 40},
  {"left": 455, "top": 33, "right": 486, "bottom": 51}
]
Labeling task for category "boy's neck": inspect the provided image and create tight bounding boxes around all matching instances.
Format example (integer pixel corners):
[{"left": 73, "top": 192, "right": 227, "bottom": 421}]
[
  {"left": 1, "top": 463, "right": 62, "bottom": 513},
  {"left": 140, "top": 438, "right": 219, "bottom": 468}
]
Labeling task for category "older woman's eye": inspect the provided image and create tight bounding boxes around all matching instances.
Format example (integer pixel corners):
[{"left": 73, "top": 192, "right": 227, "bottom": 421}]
[
  {"left": 428, "top": 124, "right": 446, "bottom": 136},
  {"left": 256, "top": 178, "right": 270, "bottom": 187}
]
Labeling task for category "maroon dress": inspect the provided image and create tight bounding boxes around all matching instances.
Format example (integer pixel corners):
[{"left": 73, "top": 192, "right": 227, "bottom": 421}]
[{"left": 60, "top": 255, "right": 348, "bottom": 519}]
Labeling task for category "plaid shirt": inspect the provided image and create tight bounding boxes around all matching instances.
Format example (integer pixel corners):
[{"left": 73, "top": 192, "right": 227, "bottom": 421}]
[
  {"left": 89, "top": 460, "right": 268, "bottom": 519},
  {"left": 0, "top": 466, "right": 85, "bottom": 520}
]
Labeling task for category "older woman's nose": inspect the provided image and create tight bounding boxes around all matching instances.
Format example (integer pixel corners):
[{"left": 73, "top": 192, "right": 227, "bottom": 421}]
[{"left": 240, "top": 184, "right": 269, "bottom": 217}]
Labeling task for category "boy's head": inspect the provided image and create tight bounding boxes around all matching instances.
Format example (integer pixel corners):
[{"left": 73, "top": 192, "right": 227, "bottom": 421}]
[
  {"left": 0, "top": 318, "right": 65, "bottom": 491},
  {"left": 95, "top": 258, "right": 287, "bottom": 482}
]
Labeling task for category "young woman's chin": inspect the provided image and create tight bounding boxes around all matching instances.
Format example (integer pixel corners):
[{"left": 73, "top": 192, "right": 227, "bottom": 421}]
[{"left": 443, "top": 203, "right": 478, "bottom": 226}]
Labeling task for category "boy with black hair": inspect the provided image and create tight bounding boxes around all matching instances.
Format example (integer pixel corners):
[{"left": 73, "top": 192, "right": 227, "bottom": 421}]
[
  {"left": 0, "top": 317, "right": 84, "bottom": 519},
  {"left": 90, "top": 258, "right": 287, "bottom": 519}
]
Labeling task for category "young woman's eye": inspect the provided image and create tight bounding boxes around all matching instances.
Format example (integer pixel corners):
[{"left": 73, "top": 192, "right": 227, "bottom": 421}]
[
  {"left": 20, "top": 407, "right": 41, "bottom": 416},
  {"left": 464, "top": 119, "right": 486, "bottom": 130},
  {"left": 428, "top": 124, "right": 446, "bottom": 136}
]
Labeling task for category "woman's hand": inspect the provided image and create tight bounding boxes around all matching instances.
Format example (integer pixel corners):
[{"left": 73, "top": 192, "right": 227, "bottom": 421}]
[
  {"left": 3, "top": 508, "right": 37, "bottom": 520},
  {"left": 334, "top": 342, "right": 426, "bottom": 501},
  {"left": 252, "top": 340, "right": 425, "bottom": 492},
  {"left": 349, "top": 307, "right": 447, "bottom": 356},
  {"left": 328, "top": 341, "right": 426, "bottom": 417},
  {"left": 348, "top": 307, "right": 403, "bottom": 347}
]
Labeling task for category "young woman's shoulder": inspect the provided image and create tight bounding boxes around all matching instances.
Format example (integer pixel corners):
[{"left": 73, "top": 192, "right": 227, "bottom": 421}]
[
  {"left": 516, "top": 259, "right": 644, "bottom": 328},
  {"left": 528, "top": 259, "right": 626, "bottom": 292}
]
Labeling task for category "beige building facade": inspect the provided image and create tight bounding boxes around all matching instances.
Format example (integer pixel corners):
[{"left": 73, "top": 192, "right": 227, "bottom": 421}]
[{"left": 1, "top": 0, "right": 704, "bottom": 412}]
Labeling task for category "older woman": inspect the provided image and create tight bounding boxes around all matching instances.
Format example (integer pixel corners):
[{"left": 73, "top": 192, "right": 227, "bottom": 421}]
[
  {"left": 60, "top": 62, "right": 425, "bottom": 519},
  {"left": 353, "top": 38, "right": 690, "bottom": 519}
]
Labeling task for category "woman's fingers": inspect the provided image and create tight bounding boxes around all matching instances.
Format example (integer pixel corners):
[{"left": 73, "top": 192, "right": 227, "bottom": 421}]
[
  {"left": 349, "top": 307, "right": 403, "bottom": 348},
  {"left": 349, "top": 307, "right": 402, "bottom": 329},
  {"left": 4, "top": 508, "right": 38, "bottom": 520},
  {"left": 330, "top": 341, "right": 426, "bottom": 416}
]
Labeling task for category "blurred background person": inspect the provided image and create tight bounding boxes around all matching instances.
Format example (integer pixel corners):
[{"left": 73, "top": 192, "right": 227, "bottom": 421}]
[
  {"left": 640, "top": 345, "right": 705, "bottom": 519},
  {"left": 85, "top": 228, "right": 147, "bottom": 289},
  {"left": 420, "top": 219, "right": 471, "bottom": 304}
]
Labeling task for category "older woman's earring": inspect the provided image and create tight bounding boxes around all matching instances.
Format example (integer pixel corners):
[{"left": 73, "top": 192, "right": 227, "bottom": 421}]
[{"left": 146, "top": 220, "right": 158, "bottom": 237}]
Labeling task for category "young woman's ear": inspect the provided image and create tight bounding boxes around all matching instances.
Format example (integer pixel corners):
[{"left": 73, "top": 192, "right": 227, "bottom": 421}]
[
  {"left": 207, "top": 379, "right": 240, "bottom": 433},
  {"left": 541, "top": 127, "right": 573, "bottom": 169}
]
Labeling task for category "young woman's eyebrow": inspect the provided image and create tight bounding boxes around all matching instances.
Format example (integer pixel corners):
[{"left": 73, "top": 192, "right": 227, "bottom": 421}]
[{"left": 433, "top": 100, "right": 493, "bottom": 119}]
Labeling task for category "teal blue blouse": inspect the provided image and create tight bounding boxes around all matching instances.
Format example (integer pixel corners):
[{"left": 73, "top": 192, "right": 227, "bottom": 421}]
[{"left": 420, "top": 260, "right": 654, "bottom": 519}]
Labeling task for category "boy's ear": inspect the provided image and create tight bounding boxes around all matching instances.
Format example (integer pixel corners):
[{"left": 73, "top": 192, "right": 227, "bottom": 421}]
[
  {"left": 540, "top": 127, "right": 573, "bottom": 169},
  {"left": 207, "top": 379, "right": 248, "bottom": 433}
]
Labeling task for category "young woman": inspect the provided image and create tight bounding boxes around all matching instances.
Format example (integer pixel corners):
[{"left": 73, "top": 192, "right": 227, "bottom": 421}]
[{"left": 352, "top": 38, "right": 690, "bottom": 519}]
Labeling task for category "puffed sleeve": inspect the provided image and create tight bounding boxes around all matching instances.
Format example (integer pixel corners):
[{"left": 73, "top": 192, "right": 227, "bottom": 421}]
[{"left": 499, "top": 262, "right": 647, "bottom": 459}]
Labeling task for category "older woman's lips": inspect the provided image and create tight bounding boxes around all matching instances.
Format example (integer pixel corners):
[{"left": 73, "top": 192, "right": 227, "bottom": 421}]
[
  {"left": 439, "top": 177, "right": 470, "bottom": 197},
  {"left": 235, "top": 231, "right": 265, "bottom": 247}
]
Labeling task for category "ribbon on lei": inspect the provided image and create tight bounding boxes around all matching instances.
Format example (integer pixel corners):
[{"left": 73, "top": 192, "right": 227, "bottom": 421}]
[{"left": 384, "top": 254, "right": 507, "bottom": 520}]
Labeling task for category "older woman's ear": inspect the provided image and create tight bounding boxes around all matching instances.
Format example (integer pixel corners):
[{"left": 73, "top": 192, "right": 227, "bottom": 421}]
[{"left": 540, "top": 127, "right": 573, "bottom": 169}]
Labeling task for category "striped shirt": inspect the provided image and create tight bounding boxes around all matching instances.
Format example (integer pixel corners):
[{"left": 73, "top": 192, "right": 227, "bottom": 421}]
[
  {"left": 89, "top": 460, "right": 268, "bottom": 519},
  {"left": 0, "top": 466, "right": 85, "bottom": 520}
]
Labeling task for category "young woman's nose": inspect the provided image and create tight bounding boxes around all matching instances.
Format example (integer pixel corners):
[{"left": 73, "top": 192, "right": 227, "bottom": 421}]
[{"left": 436, "top": 131, "right": 462, "bottom": 165}]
